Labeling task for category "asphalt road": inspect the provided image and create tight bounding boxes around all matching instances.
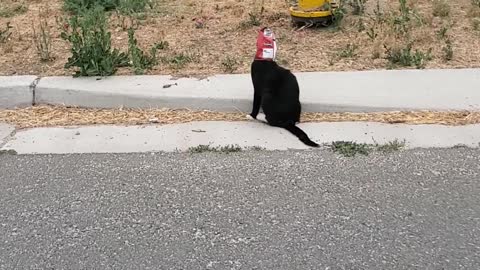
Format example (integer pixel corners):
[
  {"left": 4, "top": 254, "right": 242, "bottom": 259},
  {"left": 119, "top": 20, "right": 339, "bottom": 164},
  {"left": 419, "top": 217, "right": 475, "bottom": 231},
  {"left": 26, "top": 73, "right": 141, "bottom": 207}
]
[{"left": 0, "top": 149, "right": 479, "bottom": 270}]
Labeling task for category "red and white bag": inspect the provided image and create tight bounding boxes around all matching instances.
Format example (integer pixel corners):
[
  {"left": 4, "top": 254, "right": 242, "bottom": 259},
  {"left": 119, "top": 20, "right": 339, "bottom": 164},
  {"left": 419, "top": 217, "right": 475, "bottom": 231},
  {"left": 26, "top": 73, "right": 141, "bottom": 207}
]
[{"left": 255, "top": 27, "right": 277, "bottom": 61}]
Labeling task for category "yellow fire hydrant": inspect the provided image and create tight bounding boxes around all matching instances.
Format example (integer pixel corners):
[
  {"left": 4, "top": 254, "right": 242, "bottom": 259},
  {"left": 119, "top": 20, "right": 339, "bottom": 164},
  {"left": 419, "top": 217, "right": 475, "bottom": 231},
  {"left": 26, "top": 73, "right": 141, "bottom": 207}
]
[{"left": 289, "top": 0, "right": 338, "bottom": 25}]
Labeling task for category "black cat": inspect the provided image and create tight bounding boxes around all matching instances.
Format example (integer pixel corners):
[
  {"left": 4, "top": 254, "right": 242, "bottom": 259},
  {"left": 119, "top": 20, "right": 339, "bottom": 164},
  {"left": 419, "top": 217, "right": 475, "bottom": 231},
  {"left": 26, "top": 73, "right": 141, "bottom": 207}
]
[{"left": 249, "top": 60, "right": 319, "bottom": 147}]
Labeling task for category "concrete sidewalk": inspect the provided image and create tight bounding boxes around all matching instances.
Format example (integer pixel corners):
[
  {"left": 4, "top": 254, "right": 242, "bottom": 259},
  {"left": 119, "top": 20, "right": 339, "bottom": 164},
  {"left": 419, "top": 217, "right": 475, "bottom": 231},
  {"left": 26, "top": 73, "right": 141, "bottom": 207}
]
[
  {"left": 2, "top": 121, "right": 479, "bottom": 154},
  {"left": 1, "top": 68, "right": 480, "bottom": 112}
]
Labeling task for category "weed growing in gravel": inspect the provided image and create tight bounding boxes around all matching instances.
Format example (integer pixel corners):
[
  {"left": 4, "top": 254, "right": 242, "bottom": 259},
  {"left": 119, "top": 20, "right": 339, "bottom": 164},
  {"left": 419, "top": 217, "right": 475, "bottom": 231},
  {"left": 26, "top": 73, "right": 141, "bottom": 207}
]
[
  {"left": 330, "top": 141, "right": 372, "bottom": 157},
  {"left": 375, "top": 139, "right": 406, "bottom": 153},
  {"left": 61, "top": 7, "right": 129, "bottom": 77},
  {"left": 330, "top": 139, "right": 406, "bottom": 157},
  {"left": 188, "top": 144, "right": 243, "bottom": 154}
]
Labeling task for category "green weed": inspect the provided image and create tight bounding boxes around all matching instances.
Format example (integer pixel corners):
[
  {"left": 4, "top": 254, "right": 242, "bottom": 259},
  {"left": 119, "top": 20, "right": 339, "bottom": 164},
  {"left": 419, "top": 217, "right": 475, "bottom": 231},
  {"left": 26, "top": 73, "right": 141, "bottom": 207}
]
[
  {"left": 442, "top": 39, "right": 453, "bottom": 61},
  {"left": 221, "top": 56, "right": 239, "bottom": 73},
  {"left": 0, "top": 22, "right": 13, "bottom": 44},
  {"left": 385, "top": 43, "right": 432, "bottom": 69},
  {"left": 338, "top": 43, "right": 358, "bottom": 58},
  {"left": 188, "top": 144, "right": 243, "bottom": 154},
  {"left": 61, "top": 7, "right": 129, "bottom": 77},
  {"left": 330, "top": 141, "right": 372, "bottom": 157},
  {"left": 375, "top": 139, "right": 406, "bottom": 153},
  {"left": 127, "top": 28, "right": 158, "bottom": 74},
  {"left": 32, "top": 15, "right": 54, "bottom": 62}
]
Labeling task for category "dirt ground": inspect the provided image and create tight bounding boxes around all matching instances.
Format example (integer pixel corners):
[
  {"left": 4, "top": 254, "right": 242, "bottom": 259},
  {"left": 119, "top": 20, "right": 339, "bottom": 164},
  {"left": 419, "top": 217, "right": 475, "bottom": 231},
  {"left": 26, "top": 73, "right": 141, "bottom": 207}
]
[
  {"left": 1, "top": 105, "right": 479, "bottom": 129},
  {"left": 1, "top": 0, "right": 480, "bottom": 77}
]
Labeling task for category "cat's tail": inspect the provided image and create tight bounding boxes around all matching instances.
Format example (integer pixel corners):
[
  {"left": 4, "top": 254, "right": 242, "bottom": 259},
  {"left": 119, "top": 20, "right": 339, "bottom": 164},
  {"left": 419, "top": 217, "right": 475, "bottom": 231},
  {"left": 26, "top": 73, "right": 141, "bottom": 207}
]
[{"left": 284, "top": 124, "right": 319, "bottom": 147}]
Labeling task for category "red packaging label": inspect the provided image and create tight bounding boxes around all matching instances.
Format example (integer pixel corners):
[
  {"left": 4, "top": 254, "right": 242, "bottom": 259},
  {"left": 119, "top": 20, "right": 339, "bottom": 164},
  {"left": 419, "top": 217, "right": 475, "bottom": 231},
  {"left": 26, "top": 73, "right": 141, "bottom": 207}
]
[{"left": 255, "top": 27, "right": 277, "bottom": 61}]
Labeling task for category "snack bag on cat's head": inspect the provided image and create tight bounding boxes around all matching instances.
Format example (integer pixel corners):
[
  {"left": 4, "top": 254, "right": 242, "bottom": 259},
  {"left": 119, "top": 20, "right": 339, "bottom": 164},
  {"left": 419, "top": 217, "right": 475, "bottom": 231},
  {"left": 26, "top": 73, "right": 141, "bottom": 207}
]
[{"left": 255, "top": 27, "right": 277, "bottom": 61}]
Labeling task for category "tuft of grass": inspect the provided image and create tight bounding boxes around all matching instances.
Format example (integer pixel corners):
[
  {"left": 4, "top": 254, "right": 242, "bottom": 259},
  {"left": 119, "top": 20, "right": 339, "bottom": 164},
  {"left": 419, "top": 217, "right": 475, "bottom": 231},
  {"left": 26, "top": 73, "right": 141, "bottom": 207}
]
[
  {"left": 436, "top": 25, "right": 449, "bottom": 39},
  {"left": 432, "top": 0, "right": 450, "bottom": 18},
  {"left": 442, "top": 39, "right": 453, "bottom": 61},
  {"left": 347, "top": 0, "right": 366, "bottom": 15},
  {"left": 32, "top": 9, "right": 54, "bottom": 62},
  {"left": 127, "top": 28, "right": 158, "bottom": 74},
  {"left": 188, "top": 144, "right": 243, "bottom": 154},
  {"left": 162, "top": 52, "right": 197, "bottom": 69},
  {"left": 221, "top": 56, "right": 239, "bottom": 73},
  {"left": 330, "top": 139, "right": 406, "bottom": 157},
  {"left": 338, "top": 43, "right": 358, "bottom": 58},
  {"left": 375, "top": 139, "right": 406, "bottom": 153},
  {"left": 384, "top": 43, "right": 432, "bottom": 69},
  {"left": 0, "top": 3, "right": 28, "bottom": 18},
  {"left": 391, "top": 0, "right": 423, "bottom": 36},
  {"left": 330, "top": 141, "right": 372, "bottom": 157},
  {"left": 472, "top": 17, "right": 480, "bottom": 31},
  {"left": 0, "top": 22, "right": 13, "bottom": 44},
  {"left": 0, "top": 149, "right": 17, "bottom": 155},
  {"left": 239, "top": 12, "right": 263, "bottom": 29}
]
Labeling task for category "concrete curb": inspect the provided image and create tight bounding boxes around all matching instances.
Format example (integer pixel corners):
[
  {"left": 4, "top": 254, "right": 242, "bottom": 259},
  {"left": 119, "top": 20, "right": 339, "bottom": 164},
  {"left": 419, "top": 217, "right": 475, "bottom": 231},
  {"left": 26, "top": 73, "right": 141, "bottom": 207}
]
[
  {"left": 1, "top": 69, "right": 480, "bottom": 112},
  {"left": 0, "top": 76, "right": 38, "bottom": 109},
  {"left": 0, "top": 123, "right": 15, "bottom": 148},
  {"left": 2, "top": 122, "right": 479, "bottom": 154}
]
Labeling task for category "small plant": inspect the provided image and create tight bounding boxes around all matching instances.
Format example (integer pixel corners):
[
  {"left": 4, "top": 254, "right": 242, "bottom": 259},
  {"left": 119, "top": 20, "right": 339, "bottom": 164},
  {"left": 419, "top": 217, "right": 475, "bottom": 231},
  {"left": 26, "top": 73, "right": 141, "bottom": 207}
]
[
  {"left": 473, "top": 0, "right": 480, "bottom": 8},
  {"left": 338, "top": 43, "right": 358, "bottom": 58},
  {"left": 188, "top": 144, "right": 243, "bottom": 154},
  {"left": 64, "top": 0, "right": 119, "bottom": 13},
  {"left": 0, "top": 22, "right": 13, "bottom": 44},
  {"left": 347, "top": 0, "right": 366, "bottom": 15},
  {"left": 366, "top": 26, "right": 378, "bottom": 41},
  {"left": 472, "top": 18, "right": 480, "bottom": 31},
  {"left": 240, "top": 12, "right": 263, "bottom": 29},
  {"left": 373, "top": 0, "right": 385, "bottom": 23},
  {"left": 332, "top": 4, "right": 346, "bottom": 29},
  {"left": 375, "top": 139, "right": 406, "bottom": 153},
  {"left": 330, "top": 141, "right": 372, "bottom": 157},
  {"left": 127, "top": 28, "right": 158, "bottom": 75},
  {"left": 436, "top": 25, "right": 449, "bottom": 39},
  {"left": 154, "top": 40, "right": 169, "bottom": 50},
  {"left": 391, "top": 0, "right": 423, "bottom": 36},
  {"left": 385, "top": 43, "right": 432, "bottom": 69},
  {"left": 221, "top": 56, "right": 239, "bottom": 73},
  {"left": 64, "top": 0, "right": 152, "bottom": 14},
  {"left": 442, "top": 39, "right": 453, "bottom": 61},
  {"left": 61, "top": 7, "right": 129, "bottom": 77},
  {"left": 162, "top": 52, "right": 197, "bottom": 69},
  {"left": 432, "top": 0, "right": 450, "bottom": 18},
  {"left": 32, "top": 14, "right": 53, "bottom": 62}
]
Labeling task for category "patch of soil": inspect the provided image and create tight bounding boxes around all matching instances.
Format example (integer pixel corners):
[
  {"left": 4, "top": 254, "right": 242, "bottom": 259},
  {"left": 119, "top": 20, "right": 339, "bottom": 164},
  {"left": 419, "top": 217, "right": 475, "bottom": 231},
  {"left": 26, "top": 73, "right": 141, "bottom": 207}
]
[{"left": 1, "top": 0, "right": 480, "bottom": 77}]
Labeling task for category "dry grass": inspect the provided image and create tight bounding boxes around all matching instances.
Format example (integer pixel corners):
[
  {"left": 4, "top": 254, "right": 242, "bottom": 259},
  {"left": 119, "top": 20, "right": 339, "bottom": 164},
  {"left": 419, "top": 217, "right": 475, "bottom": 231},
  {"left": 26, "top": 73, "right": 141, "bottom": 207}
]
[
  {"left": 1, "top": 105, "right": 479, "bottom": 129},
  {"left": 0, "top": 0, "right": 480, "bottom": 77}
]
